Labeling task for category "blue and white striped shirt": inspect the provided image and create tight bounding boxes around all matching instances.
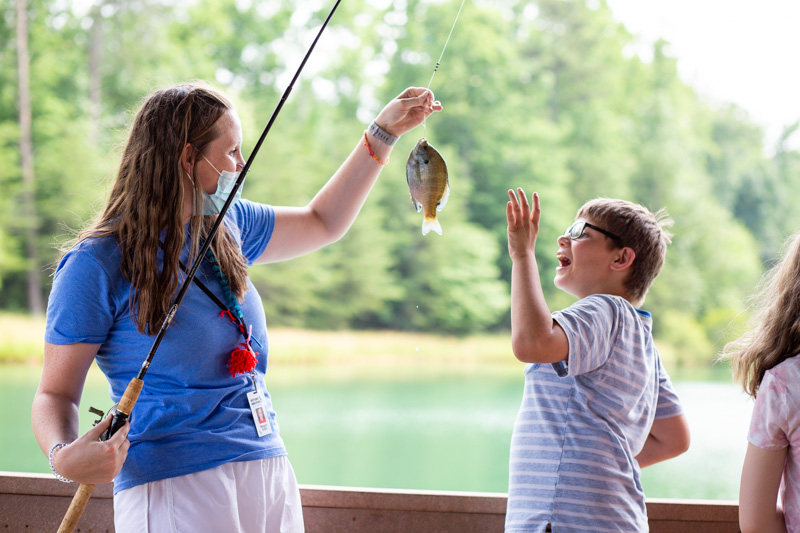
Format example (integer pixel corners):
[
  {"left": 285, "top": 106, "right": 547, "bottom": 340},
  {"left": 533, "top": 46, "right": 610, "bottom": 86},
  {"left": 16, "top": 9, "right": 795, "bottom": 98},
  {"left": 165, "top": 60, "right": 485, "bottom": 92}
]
[{"left": 505, "top": 294, "right": 683, "bottom": 532}]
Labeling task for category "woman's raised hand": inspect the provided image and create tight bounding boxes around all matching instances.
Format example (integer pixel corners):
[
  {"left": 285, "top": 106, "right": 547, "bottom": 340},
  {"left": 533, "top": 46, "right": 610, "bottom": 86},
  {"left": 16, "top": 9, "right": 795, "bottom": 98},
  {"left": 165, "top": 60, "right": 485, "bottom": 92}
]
[{"left": 373, "top": 87, "right": 442, "bottom": 137}]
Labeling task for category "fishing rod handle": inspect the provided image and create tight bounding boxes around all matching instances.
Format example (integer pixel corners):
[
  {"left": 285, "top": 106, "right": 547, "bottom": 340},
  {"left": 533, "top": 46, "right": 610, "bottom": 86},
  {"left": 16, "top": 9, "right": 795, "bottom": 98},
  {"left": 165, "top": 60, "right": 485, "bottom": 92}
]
[
  {"left": 57, "top": 483, "right": 95, "bottom": 533},
  {"left": 59, "top": 377, "right": 143, "bottom": 530},
  {"left": 117, "top": 377, "right": 144, "bottom": 415},
  {"left": 101, "top": 377, "right": 143, "bottom": 441}
]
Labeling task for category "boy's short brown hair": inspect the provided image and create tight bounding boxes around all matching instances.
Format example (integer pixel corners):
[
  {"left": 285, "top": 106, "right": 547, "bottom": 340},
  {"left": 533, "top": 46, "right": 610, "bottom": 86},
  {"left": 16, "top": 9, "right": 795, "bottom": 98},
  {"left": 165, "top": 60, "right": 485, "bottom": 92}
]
[{"left": 577, "top": 198, "right": 673, "bottom": 304}]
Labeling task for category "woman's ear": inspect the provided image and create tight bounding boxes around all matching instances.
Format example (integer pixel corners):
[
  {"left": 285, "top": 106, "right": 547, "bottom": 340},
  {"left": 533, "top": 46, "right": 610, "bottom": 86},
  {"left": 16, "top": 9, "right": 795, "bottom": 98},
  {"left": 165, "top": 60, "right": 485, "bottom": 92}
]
[
  {"left": 610, "top": 247, "right": 636, "bottom": 272},
  {"left": 181, "top": 143, "right": 196, "bottom": 178}
]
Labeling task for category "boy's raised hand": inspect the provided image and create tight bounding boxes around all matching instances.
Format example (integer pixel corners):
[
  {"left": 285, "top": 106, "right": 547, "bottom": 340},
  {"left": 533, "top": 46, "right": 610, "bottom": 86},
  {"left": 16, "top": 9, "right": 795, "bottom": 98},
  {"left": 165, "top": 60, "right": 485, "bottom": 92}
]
[{"left": 507, "top": 188, "right": 540, "bottom": 261}]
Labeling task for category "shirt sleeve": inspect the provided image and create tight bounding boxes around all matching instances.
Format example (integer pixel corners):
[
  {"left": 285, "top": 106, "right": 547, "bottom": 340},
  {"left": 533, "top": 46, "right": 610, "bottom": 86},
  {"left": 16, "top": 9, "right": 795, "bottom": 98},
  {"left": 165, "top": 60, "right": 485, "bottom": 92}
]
[
  {"left": 748, "top": 370, "right": 790, "bottom": 451},
  {"left": 45, "top": 242, "right": 119, "bottom": 345},
  {"left": 226, "top": 199, "right": 275, "bottom": 265},
  {"left": 653, "top": 354, "right": 684, "bottom": 419},
  {"left": 551, "top": 295, "right": 620, "bottom": 378}
]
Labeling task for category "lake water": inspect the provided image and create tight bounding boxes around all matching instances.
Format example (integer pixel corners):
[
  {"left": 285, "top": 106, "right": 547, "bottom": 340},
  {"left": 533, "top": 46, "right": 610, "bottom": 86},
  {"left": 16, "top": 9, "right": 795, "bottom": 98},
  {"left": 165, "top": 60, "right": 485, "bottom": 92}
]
[{"left": 1, "top": 364, "right": 750, "bottom": 500}]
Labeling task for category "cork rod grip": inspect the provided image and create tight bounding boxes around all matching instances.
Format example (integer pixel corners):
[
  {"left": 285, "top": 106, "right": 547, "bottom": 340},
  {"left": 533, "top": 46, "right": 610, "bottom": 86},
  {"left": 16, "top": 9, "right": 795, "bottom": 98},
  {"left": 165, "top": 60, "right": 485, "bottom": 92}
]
[
  {"left": 57, "top": 483, "right": 95, "bottom": 533},
  {"left": 57, "top": 377, "right": 144, "bottom": 532},
  {"left": 117, "top": 377, "right": 143, "bottom": 415}
]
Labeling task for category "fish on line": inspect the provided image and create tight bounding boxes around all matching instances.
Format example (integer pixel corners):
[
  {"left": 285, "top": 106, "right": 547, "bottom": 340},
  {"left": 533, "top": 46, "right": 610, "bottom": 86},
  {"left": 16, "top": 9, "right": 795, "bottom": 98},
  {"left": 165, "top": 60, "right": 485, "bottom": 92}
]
[{"left": 406, "top": 138, "right": 449, "bottom": 236}]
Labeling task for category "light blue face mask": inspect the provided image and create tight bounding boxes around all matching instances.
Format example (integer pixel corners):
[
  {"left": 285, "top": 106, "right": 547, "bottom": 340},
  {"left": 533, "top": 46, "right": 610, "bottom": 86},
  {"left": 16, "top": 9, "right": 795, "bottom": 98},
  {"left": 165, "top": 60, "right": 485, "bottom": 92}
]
[{"left": 199, "top": 156, "right": 245, "bottom": 215}]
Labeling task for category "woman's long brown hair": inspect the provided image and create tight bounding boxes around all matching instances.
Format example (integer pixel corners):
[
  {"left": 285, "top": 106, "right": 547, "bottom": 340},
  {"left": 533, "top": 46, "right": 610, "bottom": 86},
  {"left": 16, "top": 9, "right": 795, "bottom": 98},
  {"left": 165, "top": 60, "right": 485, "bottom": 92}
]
[
  {"left": 66, "top": 81, "right": 248, "bottom": 334},
  {"left": 720, "top": 231, "right": 800, "bottom": 397}
]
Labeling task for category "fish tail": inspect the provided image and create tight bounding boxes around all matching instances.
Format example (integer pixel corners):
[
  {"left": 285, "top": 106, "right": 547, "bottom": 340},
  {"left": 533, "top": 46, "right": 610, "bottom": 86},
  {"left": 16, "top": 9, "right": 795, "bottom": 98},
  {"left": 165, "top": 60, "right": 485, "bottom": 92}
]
[{"left": 422, "top": 217, "right": 443, "bottom": 236}]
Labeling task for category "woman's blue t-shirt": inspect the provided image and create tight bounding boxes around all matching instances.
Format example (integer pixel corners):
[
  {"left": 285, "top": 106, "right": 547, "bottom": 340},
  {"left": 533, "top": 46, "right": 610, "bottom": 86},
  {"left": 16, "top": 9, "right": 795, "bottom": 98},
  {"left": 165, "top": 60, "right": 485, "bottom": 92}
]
[{"left": 45, "top": 200, "right": 286, "bottom": 493}]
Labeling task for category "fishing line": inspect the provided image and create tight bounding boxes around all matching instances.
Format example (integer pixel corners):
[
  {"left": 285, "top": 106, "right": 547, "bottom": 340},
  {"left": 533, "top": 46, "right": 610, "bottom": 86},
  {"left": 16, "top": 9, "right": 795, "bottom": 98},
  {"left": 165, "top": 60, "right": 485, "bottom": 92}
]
[
  {"left": 421, "top": 0, "right": 466, "bottom": 129},
  {"left": 425, "top": 0, "right": 467, "bottom": 91}
]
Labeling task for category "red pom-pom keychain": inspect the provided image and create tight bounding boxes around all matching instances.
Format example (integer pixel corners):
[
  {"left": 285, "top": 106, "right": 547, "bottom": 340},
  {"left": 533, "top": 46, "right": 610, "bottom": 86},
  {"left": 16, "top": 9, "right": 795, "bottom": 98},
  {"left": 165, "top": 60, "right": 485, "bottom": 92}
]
[
  {"left": 228, "top": 343, "right": 258, "bottom": 377},
  {"left": 227, "top": 324, "right": 258, "bottom": 377}
]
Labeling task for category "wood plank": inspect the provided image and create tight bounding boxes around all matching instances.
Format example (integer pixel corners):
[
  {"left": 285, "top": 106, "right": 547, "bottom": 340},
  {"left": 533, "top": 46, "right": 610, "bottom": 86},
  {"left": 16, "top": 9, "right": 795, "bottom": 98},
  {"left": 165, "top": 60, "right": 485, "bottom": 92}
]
[{"left": 0, "top": 471, "right": 741, "bottom": 532}]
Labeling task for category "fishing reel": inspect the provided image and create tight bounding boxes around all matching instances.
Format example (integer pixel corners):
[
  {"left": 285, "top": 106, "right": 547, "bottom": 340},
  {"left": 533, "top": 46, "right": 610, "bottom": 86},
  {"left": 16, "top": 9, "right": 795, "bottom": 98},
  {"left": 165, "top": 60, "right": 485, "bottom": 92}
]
[{"left": 89, "top": 404, "right": 130, "bottom": 442}]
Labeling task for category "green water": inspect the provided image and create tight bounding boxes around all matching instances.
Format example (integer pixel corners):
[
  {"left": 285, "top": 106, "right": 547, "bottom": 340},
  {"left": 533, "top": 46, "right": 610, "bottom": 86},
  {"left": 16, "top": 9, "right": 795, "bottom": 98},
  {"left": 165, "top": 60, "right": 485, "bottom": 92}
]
[{"left": 1, "top": 364, "right": 749, "bottom": 500}]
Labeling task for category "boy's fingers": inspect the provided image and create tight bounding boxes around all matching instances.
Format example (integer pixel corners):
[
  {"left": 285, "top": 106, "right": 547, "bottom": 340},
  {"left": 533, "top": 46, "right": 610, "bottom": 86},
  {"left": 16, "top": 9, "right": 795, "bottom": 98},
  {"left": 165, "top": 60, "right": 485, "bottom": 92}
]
[
  {"left": 515, "top": 189, "right": 534, "bottom": 222},
  {"left": 531, "top": 192, "right": 541, "bottom": 223},
  {"left": 508, "top": 190, "right": 523, "bottom": 218},
  {"left": 509, "top": 199, "right": 522, "bottom": 226},
  {"left": 507, "top": 189, "right": 518, "bottom": 206},
  {"left": 516, "top": 188, "right": 529, "bottom": 210}
]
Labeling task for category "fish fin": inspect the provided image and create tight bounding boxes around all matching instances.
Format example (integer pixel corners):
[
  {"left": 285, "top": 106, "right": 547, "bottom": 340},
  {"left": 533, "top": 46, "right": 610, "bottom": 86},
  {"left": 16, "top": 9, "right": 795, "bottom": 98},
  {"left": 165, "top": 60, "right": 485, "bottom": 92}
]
[
  {"left": 436, "top": 184, "right": 451, "bottom": 212},
  {"left": 422, "top": 217, "right": 442, "bottom": 236},
  {"left": 410, "top": 194, "right": 423, "bottom": 213}
]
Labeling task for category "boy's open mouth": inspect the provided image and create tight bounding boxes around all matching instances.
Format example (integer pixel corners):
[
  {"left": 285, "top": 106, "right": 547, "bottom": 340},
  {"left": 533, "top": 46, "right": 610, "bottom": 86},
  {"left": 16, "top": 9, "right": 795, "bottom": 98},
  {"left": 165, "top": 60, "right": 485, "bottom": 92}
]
[{"left": 557, "top": 254, "right": 571, "bottom": 268}]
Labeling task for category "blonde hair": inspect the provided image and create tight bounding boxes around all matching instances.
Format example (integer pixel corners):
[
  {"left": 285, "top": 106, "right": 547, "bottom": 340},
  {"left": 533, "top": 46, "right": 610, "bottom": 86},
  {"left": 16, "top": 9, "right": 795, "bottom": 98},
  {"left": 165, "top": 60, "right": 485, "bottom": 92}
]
[
  {"left": 577, "top": 198, "right": 673, "bottom": 305},
  {"left": 720, "top": 231, "right": 800, "bottom": 397},
  {"left": 65, "top": 81, "right": 248, "bottom": 334}
]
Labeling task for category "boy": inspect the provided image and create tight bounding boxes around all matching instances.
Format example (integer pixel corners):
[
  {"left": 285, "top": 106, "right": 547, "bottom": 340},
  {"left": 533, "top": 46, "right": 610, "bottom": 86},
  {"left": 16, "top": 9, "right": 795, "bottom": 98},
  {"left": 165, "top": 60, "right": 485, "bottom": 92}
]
[{"left": 504, "top": 188, "right": 690, "bottom": 532}]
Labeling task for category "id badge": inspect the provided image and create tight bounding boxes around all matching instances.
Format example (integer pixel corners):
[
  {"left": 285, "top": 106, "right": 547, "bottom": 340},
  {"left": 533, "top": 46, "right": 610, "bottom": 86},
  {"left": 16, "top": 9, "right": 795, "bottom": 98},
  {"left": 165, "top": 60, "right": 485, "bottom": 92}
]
[{"left": 246, "top": 391, "right": 273, "bottom": 437}]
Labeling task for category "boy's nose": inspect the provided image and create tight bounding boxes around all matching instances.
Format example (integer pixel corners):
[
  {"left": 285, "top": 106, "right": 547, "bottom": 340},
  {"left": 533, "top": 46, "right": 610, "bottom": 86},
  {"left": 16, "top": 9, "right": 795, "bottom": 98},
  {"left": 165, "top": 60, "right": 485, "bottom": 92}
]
[{"left": 557, "top": 234, "right": 570, "bottom": 246}]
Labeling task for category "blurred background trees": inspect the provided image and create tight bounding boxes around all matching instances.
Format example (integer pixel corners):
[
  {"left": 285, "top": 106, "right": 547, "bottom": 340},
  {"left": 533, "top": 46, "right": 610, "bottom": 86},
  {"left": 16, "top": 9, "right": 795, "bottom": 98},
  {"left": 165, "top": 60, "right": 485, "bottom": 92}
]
[{"left": 2, "top": 0, "right": 796, "bottom": 364}]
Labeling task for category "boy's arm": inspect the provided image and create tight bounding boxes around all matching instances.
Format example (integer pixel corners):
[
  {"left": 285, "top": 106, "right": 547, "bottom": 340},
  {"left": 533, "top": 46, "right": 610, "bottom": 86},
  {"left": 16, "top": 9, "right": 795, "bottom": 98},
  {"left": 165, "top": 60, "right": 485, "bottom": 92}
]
[
  {"left": 635, "top": 414, "right": 690, "bottom": 468},
  {"left": 739, "top": 443, "right": 788, "bottom": 533},
  {"left": 507, "top": 188, "right": 569, "bottom": 364}
]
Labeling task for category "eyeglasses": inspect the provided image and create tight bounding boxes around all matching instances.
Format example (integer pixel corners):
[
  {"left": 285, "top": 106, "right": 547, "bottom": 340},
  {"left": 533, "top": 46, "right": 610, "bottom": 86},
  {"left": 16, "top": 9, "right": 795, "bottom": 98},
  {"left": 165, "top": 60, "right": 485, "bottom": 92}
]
[{"left": 564, "top": 221, "right": 624, "bottom": 246}]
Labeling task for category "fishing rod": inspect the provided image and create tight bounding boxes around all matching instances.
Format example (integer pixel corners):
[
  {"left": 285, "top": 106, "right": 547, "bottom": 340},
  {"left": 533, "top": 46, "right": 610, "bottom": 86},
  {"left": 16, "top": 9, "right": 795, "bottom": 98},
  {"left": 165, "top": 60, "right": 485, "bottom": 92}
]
[{"left": 57, "top": 2, "right": 342, "bottom": 531}]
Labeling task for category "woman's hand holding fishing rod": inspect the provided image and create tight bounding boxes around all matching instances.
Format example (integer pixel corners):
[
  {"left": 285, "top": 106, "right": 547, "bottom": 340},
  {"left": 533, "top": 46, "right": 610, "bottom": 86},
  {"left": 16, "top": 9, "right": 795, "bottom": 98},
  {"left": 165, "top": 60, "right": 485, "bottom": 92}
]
[
  {"left": 256, "top": 86, "right": 442, "bottom": 265},
  {"left": 48, "top": 414, "right": 131, "bottom": 484},
  {"left": 33, "top": 340, "right": 131, "bottom": 486}
]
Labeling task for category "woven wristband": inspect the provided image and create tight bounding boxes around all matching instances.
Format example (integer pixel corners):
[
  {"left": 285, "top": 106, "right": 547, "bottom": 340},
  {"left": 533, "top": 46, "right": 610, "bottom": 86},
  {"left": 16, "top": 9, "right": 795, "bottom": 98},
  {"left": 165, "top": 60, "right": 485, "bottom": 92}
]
[
  {"left": 49, "top": 442, "right": 74, "bottom": 483},
  {"left": 363, "top": 132, "right": 389, "bottom": 165},
  {"left": 368, "top": 120, "right": 398, "bottom": 146}
]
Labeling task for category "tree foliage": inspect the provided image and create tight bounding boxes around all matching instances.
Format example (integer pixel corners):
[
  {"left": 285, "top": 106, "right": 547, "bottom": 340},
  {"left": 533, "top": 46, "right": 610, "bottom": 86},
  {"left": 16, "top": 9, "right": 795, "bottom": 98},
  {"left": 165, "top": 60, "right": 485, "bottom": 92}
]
[{"left": 2, "top": 0, "right": 796, "bottom": 363}]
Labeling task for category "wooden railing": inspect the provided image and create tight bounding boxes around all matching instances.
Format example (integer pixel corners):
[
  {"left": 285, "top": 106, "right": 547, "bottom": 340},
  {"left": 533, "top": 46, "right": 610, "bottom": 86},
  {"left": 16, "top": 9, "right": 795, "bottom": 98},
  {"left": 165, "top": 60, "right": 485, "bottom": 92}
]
[{"left": 0, "top": 471, "right": 740, "bottom": 532}]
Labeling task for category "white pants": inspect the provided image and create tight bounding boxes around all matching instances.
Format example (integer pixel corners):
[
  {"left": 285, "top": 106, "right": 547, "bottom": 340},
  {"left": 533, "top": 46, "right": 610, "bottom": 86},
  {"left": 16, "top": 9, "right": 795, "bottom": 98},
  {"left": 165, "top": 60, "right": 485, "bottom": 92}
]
[{"left": 114, "top": 456, "right": 304, "bottom": 533}]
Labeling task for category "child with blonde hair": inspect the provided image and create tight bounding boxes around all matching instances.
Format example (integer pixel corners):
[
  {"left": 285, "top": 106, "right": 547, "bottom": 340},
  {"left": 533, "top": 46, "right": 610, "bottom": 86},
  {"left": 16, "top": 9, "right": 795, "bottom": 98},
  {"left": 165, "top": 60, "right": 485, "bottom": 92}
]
[{"left": 721, "top": 230, "right": 800, "bottom": 533}]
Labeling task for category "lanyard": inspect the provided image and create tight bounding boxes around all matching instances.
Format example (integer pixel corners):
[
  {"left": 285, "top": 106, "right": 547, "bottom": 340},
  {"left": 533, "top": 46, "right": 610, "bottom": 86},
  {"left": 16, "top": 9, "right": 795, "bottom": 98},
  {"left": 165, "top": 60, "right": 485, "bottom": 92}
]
[{"left": 176, "top": 253, "right": 263, "bottom": 380}]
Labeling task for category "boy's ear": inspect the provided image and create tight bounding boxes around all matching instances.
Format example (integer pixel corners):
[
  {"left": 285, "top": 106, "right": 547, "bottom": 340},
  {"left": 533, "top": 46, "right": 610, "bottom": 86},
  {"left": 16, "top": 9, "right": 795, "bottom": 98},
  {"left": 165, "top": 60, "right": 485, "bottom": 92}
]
[{"left": 610, "top": 247, "right": 636, "bottom": 272}]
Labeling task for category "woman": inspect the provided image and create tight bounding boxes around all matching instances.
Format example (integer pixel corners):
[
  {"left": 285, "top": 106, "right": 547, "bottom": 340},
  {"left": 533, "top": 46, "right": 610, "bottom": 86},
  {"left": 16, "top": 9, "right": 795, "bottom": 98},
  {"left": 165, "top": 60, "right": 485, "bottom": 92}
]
[{"left": 32, "top": 81, "right": 441, "bottom": 532}]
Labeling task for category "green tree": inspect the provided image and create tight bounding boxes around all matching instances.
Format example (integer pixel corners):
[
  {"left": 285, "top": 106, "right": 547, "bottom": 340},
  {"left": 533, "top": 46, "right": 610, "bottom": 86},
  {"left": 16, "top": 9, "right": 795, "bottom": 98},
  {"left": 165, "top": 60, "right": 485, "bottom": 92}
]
[{"left": 2, "top": 0, "right": 798, "bottom": 351}]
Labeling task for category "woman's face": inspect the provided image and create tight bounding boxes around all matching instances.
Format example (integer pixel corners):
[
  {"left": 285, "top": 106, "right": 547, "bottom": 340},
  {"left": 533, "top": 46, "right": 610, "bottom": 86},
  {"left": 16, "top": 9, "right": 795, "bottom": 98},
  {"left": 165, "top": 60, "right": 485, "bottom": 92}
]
[{"left": 194, "top": 111, "right": 245, "bottom": 194}]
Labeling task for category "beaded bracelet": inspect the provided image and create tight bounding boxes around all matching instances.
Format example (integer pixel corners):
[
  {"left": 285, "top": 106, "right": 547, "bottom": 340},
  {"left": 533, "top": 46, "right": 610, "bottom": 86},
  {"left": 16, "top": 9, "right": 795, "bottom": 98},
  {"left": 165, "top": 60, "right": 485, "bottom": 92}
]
[
  {"left": 48, "top": 442, "right": 74, "bottom": 483},
  {"left": 363, "top": 132, "right": 389, "bottom": 165}
]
